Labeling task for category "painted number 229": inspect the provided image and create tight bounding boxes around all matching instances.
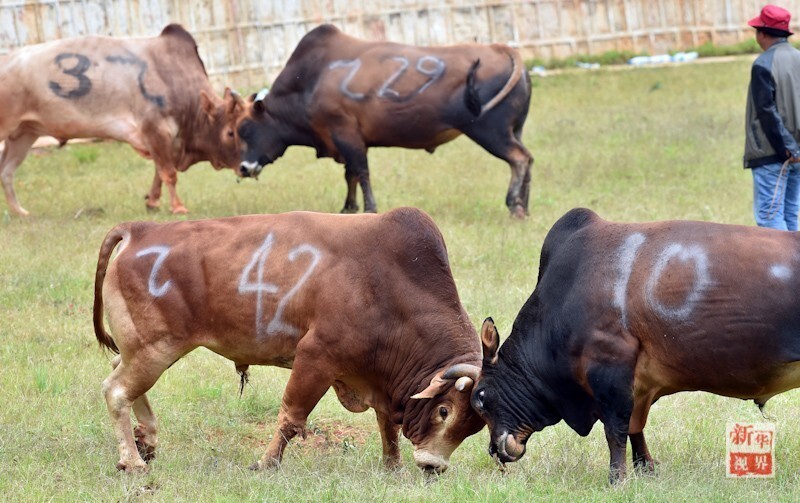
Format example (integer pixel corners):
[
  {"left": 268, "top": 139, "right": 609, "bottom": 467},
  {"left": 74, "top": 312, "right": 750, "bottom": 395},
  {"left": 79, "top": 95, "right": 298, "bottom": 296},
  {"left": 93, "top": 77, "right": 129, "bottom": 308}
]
[{"left": 238, "top": 233, "right": 321, "bottom": 337}]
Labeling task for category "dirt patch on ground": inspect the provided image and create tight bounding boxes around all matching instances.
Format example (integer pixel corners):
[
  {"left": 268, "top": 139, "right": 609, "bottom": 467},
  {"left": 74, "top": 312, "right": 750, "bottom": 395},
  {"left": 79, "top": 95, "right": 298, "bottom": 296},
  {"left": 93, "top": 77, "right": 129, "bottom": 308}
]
[{"left": 243, "top": 419, "right": 372, "bottom": 454}]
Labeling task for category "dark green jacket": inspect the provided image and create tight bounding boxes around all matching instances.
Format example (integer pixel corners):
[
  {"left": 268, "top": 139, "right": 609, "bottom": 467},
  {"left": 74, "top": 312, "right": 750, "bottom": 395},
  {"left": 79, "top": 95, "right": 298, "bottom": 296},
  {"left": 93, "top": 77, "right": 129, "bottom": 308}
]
[{"left": 744, "top": 39, "right": 800, "bottom": 168}]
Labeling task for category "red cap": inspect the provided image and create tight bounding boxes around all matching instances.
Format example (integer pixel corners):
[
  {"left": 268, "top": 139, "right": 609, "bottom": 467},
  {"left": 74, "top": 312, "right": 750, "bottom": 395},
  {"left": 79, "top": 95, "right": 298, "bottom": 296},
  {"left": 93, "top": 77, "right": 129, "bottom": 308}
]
[{"left": 748, "top": 5, "right": 793, "bottom": 36}]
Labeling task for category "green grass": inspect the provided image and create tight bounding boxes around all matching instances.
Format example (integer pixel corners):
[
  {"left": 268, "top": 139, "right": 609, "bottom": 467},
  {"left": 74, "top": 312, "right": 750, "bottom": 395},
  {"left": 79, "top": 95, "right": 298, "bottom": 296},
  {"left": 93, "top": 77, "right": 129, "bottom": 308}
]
[{"left": 3, "top": 56, "right": 799, "bottom": 500}]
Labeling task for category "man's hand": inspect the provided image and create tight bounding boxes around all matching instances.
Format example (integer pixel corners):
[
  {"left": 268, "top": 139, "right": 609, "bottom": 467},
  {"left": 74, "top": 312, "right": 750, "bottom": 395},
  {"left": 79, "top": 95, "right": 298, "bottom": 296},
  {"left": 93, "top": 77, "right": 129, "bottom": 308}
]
[{"left": 786, "top": 150, "right": 800, "bottom": 163}]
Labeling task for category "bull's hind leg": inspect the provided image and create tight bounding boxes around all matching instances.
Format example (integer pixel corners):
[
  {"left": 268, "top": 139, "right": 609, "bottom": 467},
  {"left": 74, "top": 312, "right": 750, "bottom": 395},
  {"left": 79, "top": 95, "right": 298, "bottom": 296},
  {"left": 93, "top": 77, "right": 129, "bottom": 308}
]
[
  {"left": 463, "top": 126, "right": 533, "bottom": 219},
  {"left": 109, "top": 355, "right": 159, "bottom": 462},
  {"left": 254, "top": 339, "right": 334, "bottom": 469},
  {"left": 102, "top": 349, "right": 176, "bottom": 472},
  {"left": 0, "top": 131, "right": 39, "bottom": 216}
]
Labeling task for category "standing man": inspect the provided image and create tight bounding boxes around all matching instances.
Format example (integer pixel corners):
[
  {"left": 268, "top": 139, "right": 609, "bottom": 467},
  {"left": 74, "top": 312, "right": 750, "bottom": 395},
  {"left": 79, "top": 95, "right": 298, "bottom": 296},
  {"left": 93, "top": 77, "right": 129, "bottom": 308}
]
[{"left": 745, "top": 5, "right": 800, "bottom": 230}]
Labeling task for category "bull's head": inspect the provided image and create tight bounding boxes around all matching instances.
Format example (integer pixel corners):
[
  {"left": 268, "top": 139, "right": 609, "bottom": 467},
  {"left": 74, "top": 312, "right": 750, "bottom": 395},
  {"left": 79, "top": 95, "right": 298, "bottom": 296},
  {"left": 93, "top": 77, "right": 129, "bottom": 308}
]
[
  {"left": 406, "top": 362, "right": 484, "bottom": 474},
  {"left": 236, "top": 88, "right": 287, "bottom": 179},
  {"left": 470, "top": 318, "right": 561, "bottom": 466},
  {"left": 199, "top": 87, "right": 247, "bottom": 170}
]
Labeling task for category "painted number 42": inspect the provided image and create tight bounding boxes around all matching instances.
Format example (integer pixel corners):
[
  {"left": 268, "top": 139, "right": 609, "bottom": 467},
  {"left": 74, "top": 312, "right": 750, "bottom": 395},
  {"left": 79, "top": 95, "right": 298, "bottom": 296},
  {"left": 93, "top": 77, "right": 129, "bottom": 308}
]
[{"left": 238, "top": 233, "right": 321, "bottom": 337}]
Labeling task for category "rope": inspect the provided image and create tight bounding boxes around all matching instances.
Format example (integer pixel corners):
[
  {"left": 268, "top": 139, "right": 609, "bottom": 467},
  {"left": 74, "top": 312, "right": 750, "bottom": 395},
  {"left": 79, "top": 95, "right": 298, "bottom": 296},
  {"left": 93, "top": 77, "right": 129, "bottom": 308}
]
[{"left": 765, "top": 157, "right": 793, "bottom": 220}]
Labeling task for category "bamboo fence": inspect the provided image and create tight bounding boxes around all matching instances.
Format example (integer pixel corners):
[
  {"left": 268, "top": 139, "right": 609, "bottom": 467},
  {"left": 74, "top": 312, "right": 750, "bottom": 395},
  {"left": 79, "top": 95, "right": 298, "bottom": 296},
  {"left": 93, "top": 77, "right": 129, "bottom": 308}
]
[{"left": 2, "top": 0, "right": 799, "bottom": 89}]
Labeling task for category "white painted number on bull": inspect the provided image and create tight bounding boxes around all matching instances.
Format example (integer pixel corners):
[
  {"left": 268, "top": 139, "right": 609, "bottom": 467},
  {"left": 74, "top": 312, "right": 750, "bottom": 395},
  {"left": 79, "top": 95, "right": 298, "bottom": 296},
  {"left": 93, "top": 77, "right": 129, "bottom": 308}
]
[
  {"left": 377, "top": 56, "right": 410, "bottom": 99},
  {"left": 136, "top": 246, "right": 172, "bottom": 297},
  {"left": 612, "top": 233, "right": 646, "bottom": 330},
  {"left": 330, "top": 55, "right": 446, "bottom": 101},
  {"left": 328, "top": 59, "right": 365, "bottom": 100},
  {"left": 239, "top": 233, "right": 322, "bottom": 337},
  {"left": 415, "top": 56, "right": 446, "bottom": 95},
  {"left": 267, "top": 244, "right": 321, "bottom": 335},
  {"left": 239, "top": 233, "right": 280, "bottom": 337},
  {"left": 614, "top": 236, "right": 711, "bottom": 325},
  {"left": 645, "top": 243, "right": 710, "bottom": 321}
]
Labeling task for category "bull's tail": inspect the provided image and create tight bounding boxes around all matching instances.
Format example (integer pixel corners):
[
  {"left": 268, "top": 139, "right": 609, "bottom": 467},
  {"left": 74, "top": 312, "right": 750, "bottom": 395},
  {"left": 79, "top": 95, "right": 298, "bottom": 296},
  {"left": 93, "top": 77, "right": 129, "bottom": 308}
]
[
  {"left": 464, "top": 46, "right": 524, "bottom": 118},
  {"left": 93, "top": 224, "right": 131, "bottom": 354}
]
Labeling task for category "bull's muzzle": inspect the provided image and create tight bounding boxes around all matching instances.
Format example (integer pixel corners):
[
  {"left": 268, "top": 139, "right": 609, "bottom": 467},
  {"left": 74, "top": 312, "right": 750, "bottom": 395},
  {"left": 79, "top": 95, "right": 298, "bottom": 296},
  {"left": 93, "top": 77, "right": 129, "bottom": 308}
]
[
  {"left": 491, "top": 431, "right": 526, "bottom": 464},
  {"left": 413, "top": 449, "right": 449, "bottom": 474},
  {"left": 239, "top": 161, "right": 263, "bottom": 179}
]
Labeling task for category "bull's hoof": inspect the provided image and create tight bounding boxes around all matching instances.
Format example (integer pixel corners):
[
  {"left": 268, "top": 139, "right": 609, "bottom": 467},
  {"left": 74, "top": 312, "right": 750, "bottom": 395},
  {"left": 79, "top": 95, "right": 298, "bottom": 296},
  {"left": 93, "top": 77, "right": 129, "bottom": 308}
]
[
  {"left": 249, "top": 457, "right": 281, "bottom": 471},
  {"left": 633, "top": 457, "right": 658, "bottom": 475},
  {"left": 364, "top": 207, "right": 378, "bottom": 214},
  {"left": 10, "top": 206, "right": 30, "bottom": 217},
  {"left": 116, "top": 459, "right": 149, "bottom": 473},
  {"left": 382, "top": 456, "right": 402, "bottom": 472},
  {"left": 134, "top": 436, "right": 157, "bottom": 463},
  {"left": 170, "top": 206, "right": 189, "bottom": 215},
  {"left": 509, "top": 205, "right": 527, "bottom": 220},
  {"left": 340, "top": 205, "right": 359, "bottom": 214}
]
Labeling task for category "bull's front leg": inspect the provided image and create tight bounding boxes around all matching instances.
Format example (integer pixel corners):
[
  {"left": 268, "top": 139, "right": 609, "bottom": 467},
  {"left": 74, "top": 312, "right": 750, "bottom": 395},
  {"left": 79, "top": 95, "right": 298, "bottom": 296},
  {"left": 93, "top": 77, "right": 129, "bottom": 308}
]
[
  {"left": 587, "top": 361, "right": 635, "bottom": 484},
  {"left": 375, "top": 410, "right": 402, "bottom": 470},
  {"left": 341, "top": 167, "right": 360, "bottom": 213},
  {"left": 629, "top": 432, "right": 656, "bottom": 474},
  {"left": 253, "top": 348, "right": 333, "bottom": 470},
  {"left": 333, "top": 134, "right": 376, "bottom": 213},
  {"left": 145, "top": 170, "right": 163, "bottom": 211},
  {"left": 604, "top": 423, "right": 628, "bottom": 484},
  {"left": 158, "top": 166, "right": 188, "bottom": 215}
]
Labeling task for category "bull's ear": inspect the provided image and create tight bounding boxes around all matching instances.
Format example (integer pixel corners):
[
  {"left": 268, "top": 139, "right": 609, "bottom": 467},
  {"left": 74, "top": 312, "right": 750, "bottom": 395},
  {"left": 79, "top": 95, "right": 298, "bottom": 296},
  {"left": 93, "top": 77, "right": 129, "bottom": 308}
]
[
  {"left": 199, "top": 90, "right": 216, "bottom": 120},
  {"left": 481, "top": 317, "right": 500, "bottom": 365},
  {"left": 410, "top": 374, "right": 448, "bottom": 400}
]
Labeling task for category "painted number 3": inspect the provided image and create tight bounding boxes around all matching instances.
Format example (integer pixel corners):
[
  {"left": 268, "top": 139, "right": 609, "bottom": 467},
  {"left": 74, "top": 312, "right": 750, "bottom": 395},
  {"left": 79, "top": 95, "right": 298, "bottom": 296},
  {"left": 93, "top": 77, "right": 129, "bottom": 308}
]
[{"left": 238, "top": 233, "right": 321, "bottom": 337}]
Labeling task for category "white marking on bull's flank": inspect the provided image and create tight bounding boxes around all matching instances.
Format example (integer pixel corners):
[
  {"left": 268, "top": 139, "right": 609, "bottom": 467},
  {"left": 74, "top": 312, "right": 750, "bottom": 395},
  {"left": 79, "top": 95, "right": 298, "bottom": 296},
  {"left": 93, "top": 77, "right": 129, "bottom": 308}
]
[
  {"left": 239, "top": 234, "right": 322, "bottom": 338},
  {"left": 136, "top": 245, "right": 172, "bottom": 297},
  {"left": 329, "top": 59, "right": 365, "bottom": 100},
  {"left": 238, "top": 233, "right": 280, "bottom": 337},
  {"left": 267, "top": 244, "right": 322, "bottom": 336},
  {"left": 613, "top": 233, "right": 646, "bottom": 330},
  {"left": 377, "top": 56, "right": 409, "bottom": 99},
  {"left": 415, "top": 56, "right": 446, "bottom": 95},
  {"left": 645, "top": 243, "right": 710, "bottom": 321},
  {"left": 770, "top": 264, "right": 792, "bottom": 281}
]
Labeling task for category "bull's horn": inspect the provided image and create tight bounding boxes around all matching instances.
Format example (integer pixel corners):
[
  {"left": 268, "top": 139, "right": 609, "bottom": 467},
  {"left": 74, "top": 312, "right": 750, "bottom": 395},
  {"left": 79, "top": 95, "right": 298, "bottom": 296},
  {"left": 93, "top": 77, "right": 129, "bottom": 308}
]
[
  {"left": 454, "top": 376, "right": 474, "bottom": 392},
  {"left": 442, "top": 363, "right": 480, "bottom": 381},
  {"left": 255, "top": 87, "right": 269, "bottom": 103}
]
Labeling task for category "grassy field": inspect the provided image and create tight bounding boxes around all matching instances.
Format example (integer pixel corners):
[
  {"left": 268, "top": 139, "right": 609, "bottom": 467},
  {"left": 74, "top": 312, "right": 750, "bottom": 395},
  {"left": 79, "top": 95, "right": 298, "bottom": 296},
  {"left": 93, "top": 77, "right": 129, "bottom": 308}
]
[{"left": 3, "top": 56, "right": 800, "bottom": 501}]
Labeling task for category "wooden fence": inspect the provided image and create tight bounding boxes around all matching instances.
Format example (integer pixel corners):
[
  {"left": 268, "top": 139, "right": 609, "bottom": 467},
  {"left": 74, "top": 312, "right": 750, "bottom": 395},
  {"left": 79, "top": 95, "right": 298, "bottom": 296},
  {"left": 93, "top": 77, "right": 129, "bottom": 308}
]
[{"left": 2, "top": 0, "right": 799, "bottom": 90}]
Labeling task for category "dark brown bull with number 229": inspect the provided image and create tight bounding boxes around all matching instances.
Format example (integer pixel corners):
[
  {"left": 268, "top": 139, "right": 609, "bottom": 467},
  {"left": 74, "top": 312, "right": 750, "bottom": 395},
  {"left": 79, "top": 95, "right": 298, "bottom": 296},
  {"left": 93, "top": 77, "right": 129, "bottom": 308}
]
[
  {"left": 236, "top": 24, "right": 533, "bottom": 218},
  {"left": 93, "top": 207, "right": 484, "bottom": 473},
  {"left": 0, "top": 24, "right": 245, "bottom": 216}
]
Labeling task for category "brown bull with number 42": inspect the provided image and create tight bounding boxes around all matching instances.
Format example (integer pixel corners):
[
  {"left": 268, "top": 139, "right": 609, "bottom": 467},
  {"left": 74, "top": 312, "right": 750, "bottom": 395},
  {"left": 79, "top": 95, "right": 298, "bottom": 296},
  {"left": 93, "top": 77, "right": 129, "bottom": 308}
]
[
  {"left": 0, "top": 24, "right": 245, "bottom": 216},
  {"left": 93, "top": 207, "right": 484, "bottom": 473}
]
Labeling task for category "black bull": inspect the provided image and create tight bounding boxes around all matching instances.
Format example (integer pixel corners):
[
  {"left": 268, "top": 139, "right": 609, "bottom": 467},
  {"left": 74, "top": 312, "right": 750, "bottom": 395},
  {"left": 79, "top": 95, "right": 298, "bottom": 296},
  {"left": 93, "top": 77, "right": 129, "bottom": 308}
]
[
  {"left": 236, "top": 24, "right": 534, "bottom": 218},
  {"left": 472, "top": 208, "right": 800, "bottom": 483}
]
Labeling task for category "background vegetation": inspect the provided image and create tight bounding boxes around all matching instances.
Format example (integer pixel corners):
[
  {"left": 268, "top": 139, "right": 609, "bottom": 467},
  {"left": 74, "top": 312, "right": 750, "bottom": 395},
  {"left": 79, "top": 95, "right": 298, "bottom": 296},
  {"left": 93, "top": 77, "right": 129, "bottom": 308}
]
[{"left": 2, "top": 56, "right": 799, "bottom": 501}]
